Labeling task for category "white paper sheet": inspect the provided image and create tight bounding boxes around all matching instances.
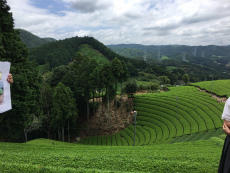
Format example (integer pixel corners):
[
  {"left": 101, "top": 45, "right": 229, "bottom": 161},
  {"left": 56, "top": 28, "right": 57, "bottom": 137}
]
[{"left": 0, "top": 62, "right": 12, "bottom": 113}]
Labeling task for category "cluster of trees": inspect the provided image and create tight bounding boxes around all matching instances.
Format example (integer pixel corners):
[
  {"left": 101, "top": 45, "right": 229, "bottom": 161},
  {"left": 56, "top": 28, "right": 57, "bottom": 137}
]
[
  {"left": 39, "top": 82, "right": 77, "bottom": 142},
  {"left": 0, "top": 0, "right": 130, "bottom": 142},
  {"left": 159, "top": 74, "right": 190, "bottom": 85},
  {"left": 0, "top": 0, "right": 41, "bottom": 141},
  {"left": 38, "top": 55, "right": 128, "bottom": 141},
  {"left": 141, "top": 59, "right": 223, "bottom": 85}
]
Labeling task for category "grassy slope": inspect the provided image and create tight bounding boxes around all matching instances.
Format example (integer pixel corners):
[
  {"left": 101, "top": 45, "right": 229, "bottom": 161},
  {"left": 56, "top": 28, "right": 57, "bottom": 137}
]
[
  {"left": 77, "top": 44, "right": 109, "bottom": 64},
  {"left": 191, "top": 79, "right": 230, "bottom": 97},
  {"left": 0, "top": 137, "right": 224, "bottom": 173}
]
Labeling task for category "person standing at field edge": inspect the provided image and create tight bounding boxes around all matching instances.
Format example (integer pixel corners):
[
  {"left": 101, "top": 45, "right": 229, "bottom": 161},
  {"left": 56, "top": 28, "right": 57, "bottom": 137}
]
[{"left": 218, "top": 97, "right": 230, "bottom": 173}]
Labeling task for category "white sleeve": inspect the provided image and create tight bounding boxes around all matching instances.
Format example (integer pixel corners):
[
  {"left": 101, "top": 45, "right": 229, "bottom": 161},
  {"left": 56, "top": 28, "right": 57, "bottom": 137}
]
[{"left": 222, "top": 99, "right": 230, "bottom": 121}]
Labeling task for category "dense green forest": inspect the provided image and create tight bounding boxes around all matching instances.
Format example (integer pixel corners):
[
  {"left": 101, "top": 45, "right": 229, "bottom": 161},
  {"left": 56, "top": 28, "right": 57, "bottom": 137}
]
[
  {"left": 0, "top": 0, "right": 150, "bottom": 142},
  {"left": 0, "top": 0, "right": 41, "bottom": 141},
  {"left": 17, "top": 29, "right": 56, "bottom": 48}
]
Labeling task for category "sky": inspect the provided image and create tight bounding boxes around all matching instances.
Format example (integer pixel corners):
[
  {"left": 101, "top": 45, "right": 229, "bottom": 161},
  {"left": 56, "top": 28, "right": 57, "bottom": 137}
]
[{"left": 7, "top": 0, "right": 230, "bottom": 45}]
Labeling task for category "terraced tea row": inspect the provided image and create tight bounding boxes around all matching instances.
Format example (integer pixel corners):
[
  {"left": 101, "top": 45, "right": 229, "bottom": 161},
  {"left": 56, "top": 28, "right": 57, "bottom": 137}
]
[
  {"left": 191, "top": 79, "right": 230, "bottom": 97},
  {"left": 81, "top": 86, "right": 224, "bottom": 146}
]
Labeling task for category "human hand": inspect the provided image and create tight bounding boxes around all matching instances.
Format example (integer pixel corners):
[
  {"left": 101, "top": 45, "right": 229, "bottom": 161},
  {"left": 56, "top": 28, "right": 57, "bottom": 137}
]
[
  {"left": 7, "top": 74, "right": 13, "bottom": 84},
  {"left": 223, "top": 123, "right": 230, "bottom": 135}
]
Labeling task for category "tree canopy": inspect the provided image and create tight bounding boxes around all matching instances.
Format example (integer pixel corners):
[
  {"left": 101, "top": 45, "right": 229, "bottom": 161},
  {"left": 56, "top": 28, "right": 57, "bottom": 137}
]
[{"left": 0, "top": 0, "right": 41, "bottom": 141}]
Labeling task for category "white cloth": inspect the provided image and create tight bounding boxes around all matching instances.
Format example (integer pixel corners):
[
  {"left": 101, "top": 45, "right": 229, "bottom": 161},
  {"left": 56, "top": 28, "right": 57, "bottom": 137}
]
[
  {"left": 0, "top": 62, "right": 12, "bottom": 113},
  {"left": 222, "top": 97, "right": 230, "bottom": 121}
]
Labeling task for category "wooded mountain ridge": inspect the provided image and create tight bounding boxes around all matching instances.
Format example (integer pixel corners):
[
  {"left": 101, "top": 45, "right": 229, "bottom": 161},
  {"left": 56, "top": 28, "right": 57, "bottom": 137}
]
[
  {"left": 17, "top": 29, "right": 56, "bottom": 48},
  {"left": 108, "top": 44, "right": 230, "bottom": 79},
  {"left": 108, "top": 44, "right": 230, "bottom": 61},
  {"left": 17, "top": 29, "right": 230, "bottom": 81}
]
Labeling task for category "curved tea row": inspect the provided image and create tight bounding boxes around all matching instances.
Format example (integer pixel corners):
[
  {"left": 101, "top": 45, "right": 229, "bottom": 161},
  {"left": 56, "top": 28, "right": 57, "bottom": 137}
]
[
  {"left": 191, "top": 79, "right": 230, "bottom": 97},
  {"left": 80, "top": 86, "right": 224, "bottom": 146}
]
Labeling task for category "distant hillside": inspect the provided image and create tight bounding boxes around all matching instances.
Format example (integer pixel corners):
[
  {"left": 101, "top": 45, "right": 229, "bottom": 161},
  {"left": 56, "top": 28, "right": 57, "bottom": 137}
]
[
  {"left": 108, "top": 44, "right": 230, "bottom": 61},
  {"left": 17, "top": 29, "right": 56, "bottom": 48},
  {"left": 29, "top": 36, "right": 129, "bottom": 69},
  {"left": 23, "top": 28, "right": 230, "bottom": 81},
  {"left": 108, "top": 44, "right": 230, "bottom": 78}
]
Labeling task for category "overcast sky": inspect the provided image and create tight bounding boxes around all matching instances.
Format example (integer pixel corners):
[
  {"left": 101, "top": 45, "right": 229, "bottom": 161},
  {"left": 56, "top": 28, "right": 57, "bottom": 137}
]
[{"left": 7, "top": 0, "right": 230, "bottom": 45}]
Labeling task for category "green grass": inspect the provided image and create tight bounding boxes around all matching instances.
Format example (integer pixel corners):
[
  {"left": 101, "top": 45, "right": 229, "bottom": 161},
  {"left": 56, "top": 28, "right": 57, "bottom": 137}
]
[
  {"left": 0, "top": 137, "right": 224, "bottom": 173},
  {"left": 136, "top": 80, "right": 158, "bottom": 87},
  {"left": 191, "top": 79, "right": 230, "bottom": 97},
  {"left": 78, "top": 44, "right": 110, "bottom": 64},
  {"left": 161, "top": 55, "right": 169, "bottom": 60}
]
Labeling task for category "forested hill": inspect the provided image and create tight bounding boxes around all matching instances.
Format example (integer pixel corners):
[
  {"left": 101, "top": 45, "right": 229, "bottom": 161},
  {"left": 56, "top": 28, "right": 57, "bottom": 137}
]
[
  {"left": 28, "top": 36, "right": 132, "bottom": 69},
  {"left": 17, "top": 29, "right": 56, "bottom": 48},
  {"left": 19, "top": 30, "right": 230, "bottom": 81},
  {"left": 108, "top": 44, "right": 230, "bottom": 79},
  {"left": 108, "top": 44, "right": 230, "bottom": 62}
]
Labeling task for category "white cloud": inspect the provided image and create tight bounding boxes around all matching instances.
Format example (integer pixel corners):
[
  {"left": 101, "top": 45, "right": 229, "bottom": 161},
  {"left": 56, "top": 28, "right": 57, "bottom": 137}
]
[
  {"left": 7, "top": 0, "right": 230, "bottom": 45},
  {"left": 62, "top": 0, "right": 111, "bottom": 13}
]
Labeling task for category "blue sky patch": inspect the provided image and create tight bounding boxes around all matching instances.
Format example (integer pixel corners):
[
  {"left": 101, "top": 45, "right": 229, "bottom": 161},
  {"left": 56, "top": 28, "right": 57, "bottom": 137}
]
[{"left": 29, "top": 0, "right": 69, "bottom": 16}]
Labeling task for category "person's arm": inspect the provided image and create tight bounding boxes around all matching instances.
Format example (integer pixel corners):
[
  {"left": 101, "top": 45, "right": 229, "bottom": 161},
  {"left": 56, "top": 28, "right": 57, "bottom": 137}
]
[
  {"left": 224, "top": 120, "right": 230, "bottom": 127},
  {"left": 223, "top": 122, "right": 230, "bottom": 135},
  {"left": 7, "top": 73, "right": 13, "bottom": 84}
]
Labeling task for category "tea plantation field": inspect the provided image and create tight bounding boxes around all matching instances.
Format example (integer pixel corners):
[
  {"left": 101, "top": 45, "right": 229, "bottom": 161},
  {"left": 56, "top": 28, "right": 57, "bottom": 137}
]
[
  {"left": 1, "top": 82, "right": 227, "bottom": 172},
  {"left": 81, "top": 86, "right": 224, "bottom": 146},
  {"left": 0, "top": 137, "right": 224, "bottom": 173},
  {"left": 191, "top": 79, "right": 230, "bottom": 97}
]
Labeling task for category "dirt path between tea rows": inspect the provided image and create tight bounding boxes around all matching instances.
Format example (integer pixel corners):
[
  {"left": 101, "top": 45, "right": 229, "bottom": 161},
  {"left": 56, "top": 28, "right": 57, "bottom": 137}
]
[{"left": 195, "top": 86, "right": 228, "bottom": 103}]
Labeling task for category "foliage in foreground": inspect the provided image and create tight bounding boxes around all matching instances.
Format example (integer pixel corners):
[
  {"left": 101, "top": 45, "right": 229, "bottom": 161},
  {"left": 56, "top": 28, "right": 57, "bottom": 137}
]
[{"left": 0, "top": 137, "right": 224, "bottom": 173}]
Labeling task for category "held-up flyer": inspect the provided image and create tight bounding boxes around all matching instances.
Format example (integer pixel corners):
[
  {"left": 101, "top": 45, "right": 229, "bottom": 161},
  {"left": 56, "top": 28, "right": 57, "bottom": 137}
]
[{"left": 0, "top": 62, "right": 12, "bottom": 113}]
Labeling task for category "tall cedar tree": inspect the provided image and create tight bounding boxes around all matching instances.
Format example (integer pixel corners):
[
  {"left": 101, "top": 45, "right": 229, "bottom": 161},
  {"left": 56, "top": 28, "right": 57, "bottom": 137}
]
[
  {"left": 52, "top": 82, "right": 77, "bottom": 141},
  {"left": 67, "top": 53, "right": 98, "bottom": 121},
  {"left": 99, "top": 63, "right": 115, "bottom": 116},
  {"left": 0, "top": 0, "right": 40, "bottom": 141},
  {"left": 39, "top": 82, "right": 53, "bottom": 139},
  {"left": 111, "top": 57, "right": 123, "bottom": 115},
  {"left": 111, "top": 57, "right": 123, "bottom": 95}
]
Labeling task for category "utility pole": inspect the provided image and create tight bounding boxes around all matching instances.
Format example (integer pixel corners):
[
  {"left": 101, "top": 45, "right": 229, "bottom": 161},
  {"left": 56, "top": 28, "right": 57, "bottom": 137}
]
[{"left": 133, "top": 111, "right": 137, "bottom": 146}]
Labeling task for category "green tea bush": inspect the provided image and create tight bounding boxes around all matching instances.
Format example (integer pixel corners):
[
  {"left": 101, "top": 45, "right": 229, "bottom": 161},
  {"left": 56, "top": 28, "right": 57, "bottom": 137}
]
[
  {"left": 82, "top": 86, "right": 224, "bottom": 146},
  {"left": 0, "top": 138, "right": 224, "bottom": 173}
]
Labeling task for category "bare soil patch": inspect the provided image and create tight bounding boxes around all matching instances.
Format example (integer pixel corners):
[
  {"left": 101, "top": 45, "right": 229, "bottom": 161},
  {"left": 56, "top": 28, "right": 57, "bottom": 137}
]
[
  {"left": 196, "top": 87, "right": 227, "bottom": 103},
  {"left": 80, "top": 95, "right": 134, "bottom": 137}
]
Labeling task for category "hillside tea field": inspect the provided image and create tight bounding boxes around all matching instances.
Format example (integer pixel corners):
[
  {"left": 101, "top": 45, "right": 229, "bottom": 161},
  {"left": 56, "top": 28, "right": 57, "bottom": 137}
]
[
  {"left": 81, "top": 86, "right": 224, "bottom": 146},
  {"left": 191, "top": 79, "right": 230, "bottom": 97},
  {"left": 1, "top": 82, "right": 227, "bottom": 172},
  {"left": 0, "top": 138, "right": 224, "bottom": 173}
]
